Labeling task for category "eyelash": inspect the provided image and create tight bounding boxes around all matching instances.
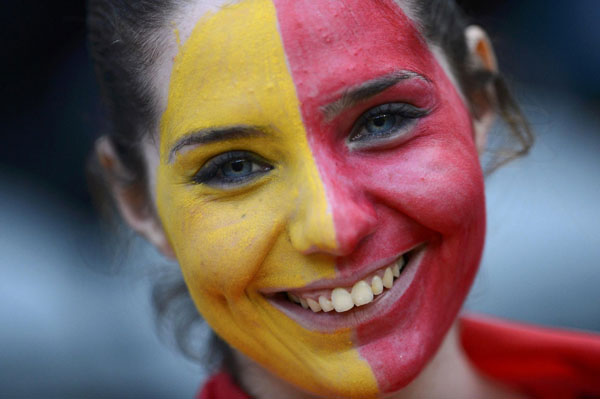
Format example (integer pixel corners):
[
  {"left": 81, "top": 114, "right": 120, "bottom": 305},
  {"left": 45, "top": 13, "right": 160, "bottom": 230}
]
[
  {"left": 348, "top": 103, "right": 428, "bottom": 146},
  {"left": 192, "top": 150, "right": 273, "bottom": 188},
  {"left": 190, "top": 103, "right": 425, "bottom": 188}
]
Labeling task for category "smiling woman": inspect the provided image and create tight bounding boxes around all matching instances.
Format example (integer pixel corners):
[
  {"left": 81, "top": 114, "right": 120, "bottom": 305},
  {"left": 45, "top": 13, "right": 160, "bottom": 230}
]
[{"left": 87, "top": 0, "right": 600, "bottom": 398}]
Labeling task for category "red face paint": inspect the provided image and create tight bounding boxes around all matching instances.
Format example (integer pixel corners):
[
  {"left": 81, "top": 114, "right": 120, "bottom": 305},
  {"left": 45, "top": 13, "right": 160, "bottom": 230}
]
[{"left": 273, "top": 0, "right": 486, "bottom": 392}]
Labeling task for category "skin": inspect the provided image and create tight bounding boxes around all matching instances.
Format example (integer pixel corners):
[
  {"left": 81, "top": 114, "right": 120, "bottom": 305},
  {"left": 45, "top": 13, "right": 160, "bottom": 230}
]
[
  {"left": 158, "top": 1, "right": 375, "bottom": 396},
  {"left": 109, "top": 0, "right": 492, "bottom": 397},
  {"left": 273, "top": 0, "right": 485, "bottom": 392}
]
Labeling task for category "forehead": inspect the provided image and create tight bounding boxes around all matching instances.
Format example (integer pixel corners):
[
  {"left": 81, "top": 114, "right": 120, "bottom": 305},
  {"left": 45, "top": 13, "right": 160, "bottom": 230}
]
[
  {"left": 273, "top": 0, "right": 433, "bottom": 100},
  {"left": 155, "top": 0, "right": 434, "bottom": 108}
]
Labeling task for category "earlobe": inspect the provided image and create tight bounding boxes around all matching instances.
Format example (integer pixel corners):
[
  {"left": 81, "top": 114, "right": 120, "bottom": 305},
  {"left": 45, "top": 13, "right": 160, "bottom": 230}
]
[
  {"left": 465, "top": 25, "right": 498, "bottom": 155},
  {"left": 95, "top": 136, "right": 176, "bottom": 259}
]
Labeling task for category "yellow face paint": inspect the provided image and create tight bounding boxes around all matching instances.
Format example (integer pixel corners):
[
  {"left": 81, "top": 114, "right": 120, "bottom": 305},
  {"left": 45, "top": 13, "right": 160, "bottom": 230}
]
[{"left": 156, "top": 0, "right": 377, "bottom": 396}]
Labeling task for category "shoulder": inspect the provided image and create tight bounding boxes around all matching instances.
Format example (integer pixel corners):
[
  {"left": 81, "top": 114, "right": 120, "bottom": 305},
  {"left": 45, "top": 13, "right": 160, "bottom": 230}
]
[{"left": 460, "top": 314, "right": 600, "bottom": 398}]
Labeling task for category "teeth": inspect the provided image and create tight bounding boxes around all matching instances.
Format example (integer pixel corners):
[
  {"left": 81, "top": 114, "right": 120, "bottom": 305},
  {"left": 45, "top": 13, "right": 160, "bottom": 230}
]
[
  {"left": 382, "top": 267, "right": 394, "bottom": 289},
  {"left": 392, "top": 263, "right": 400, "bottom": 278},
  {"left": 351, "top": 280, "right": 374, "bottom": 306},
  {"left": 319, "top": 296, "right": 334, "bottom": 312},
  {"left": 287, "top": 292, "right": 300, "bottom": 304},
  {"left": 393, "top": 256, "right": 405, "bottom": 277},
  {"left": 398, "top": 256, "right": 406, "bottom": 273},
  {"left": 286, "top": 254, "right": 410, "bottom": 312},
  {"left": 306, "top": 298, "right": 322, "bottom": 313},
  {"left": 371, "top": 275, "right": 383, "bottom": 295},
  {"left": 299, "top": 298, "right": 309, "bottom": 309},
  {"left": 331, "top": 288, "right": 354, "bottom": 312}
]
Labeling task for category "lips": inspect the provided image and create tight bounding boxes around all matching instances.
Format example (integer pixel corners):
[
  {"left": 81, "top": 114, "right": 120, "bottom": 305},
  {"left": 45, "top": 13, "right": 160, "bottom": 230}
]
[
  {"left": 264, "top": 244, "right": 426, "bottom": 332},
  {"left": 286, "top": 253, "right": 408, "bottom": 313}
]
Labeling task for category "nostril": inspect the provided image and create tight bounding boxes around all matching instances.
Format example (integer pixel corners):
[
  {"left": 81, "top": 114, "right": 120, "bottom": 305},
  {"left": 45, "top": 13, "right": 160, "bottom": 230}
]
[
  {"left": 288, "top": 208, "right": 339, "bottom": 255},
  {"left": 331, "top": 200, "right": 378, "bottom": 256},
  {"left": 287, "top": 178, "right": 378, "bottom": 256}
]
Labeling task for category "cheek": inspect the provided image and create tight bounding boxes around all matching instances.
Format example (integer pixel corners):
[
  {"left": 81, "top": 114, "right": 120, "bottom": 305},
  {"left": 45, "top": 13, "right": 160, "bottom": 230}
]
[
  {"left": 357, "top": 73, "right": 485, "bottom": 235},
  {"left": 343, "top": 142, "right": 482, "bottom": 248},
  {"left": 363, "top": 141, "right": 484, "bottom": 234},
  {"left": 342, "top": 78, "right": 485, "bottom": 392},
  {"left": 155, "top": 170, "right": 336, "bottom": 299},
  {"left": 155, "top": 183, "right": 279, "bottom": 297}
]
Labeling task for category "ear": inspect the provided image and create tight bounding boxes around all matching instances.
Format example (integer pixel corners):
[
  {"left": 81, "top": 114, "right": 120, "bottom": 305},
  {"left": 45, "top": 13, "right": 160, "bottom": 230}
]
[
  {"left": 465, "top": 25, "right": 498, "bottom": 155},
  {"left": 95, "top": 136, "right": 176, "bottom": 259}
]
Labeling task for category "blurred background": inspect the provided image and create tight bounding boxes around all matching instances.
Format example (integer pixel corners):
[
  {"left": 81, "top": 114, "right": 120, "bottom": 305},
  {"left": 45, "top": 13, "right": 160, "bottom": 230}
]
[{"left": 1, "top": 1, "right": 599, "bottom": 397}]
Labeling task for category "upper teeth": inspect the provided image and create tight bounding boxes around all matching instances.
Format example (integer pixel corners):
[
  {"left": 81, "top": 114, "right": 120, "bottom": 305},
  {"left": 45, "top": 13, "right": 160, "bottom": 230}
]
[{"left": 286, "top": 256, "right": 405, "bottom": 313}]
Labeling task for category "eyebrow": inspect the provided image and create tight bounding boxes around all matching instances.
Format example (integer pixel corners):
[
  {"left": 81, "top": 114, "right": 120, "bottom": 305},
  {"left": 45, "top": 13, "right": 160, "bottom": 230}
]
[
  {"left": 168, "top": 125, "right": 264, "bottom": 163},
  {"left": 322, "top": 70, "right": 428, "bottom": 121}
]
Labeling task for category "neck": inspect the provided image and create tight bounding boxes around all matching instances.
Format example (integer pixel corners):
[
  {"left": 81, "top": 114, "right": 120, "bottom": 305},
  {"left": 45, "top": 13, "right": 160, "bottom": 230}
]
[{"left": 233, "top": 320, "right": 521, "bottom": 399}]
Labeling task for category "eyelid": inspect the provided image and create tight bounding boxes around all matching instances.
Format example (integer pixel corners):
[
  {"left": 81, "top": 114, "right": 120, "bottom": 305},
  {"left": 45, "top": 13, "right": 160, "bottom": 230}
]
[
  {"left": 192, "top": 150, "right": 273, "bottom": 189},
  {"left": 347, "top": 103, "right": 428, "bottom": 149}
]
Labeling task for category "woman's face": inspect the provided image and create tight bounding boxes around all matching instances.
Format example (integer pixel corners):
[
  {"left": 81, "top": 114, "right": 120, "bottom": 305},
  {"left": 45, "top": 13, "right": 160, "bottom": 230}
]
[{"left": 154, "top": 0, "right": 485, "bottom": 396}]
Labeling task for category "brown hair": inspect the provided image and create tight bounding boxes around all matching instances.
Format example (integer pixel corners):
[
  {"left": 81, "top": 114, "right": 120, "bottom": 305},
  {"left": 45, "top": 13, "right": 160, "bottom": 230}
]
[
  {"left": 87, "top": 0, "right": 533, "bottom": 370},
  {"left": 409, "top": 0, "right": 533, "bottom": 171}
]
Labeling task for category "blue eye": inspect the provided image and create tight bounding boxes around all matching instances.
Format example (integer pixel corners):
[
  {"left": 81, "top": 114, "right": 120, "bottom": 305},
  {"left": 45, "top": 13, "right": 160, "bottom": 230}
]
[
  {"left": 349, "top": 103, "right": 428, "bottom": 146},
  {"left": 222, "top": 159, "right": 253, "bottom": 177},
  {"left": 193, "top": 151, "right": 273, "bottom": 188},
  {"left": 365, "top": 114, "right": 396, "bottom": 134}
]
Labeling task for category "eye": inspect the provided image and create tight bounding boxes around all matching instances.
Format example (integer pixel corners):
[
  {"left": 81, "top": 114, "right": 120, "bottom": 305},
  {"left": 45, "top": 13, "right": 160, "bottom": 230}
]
[
  {"left": 193, "top": 151, "right": 273, "bottom": 188},
  {"left": 366, "top": 114, "right": 397, "bottom": 134},
  {"left": 222, "top": 159, "right": 253, "bottom": 177},
  {"left": 348, "top": 103, "right": 428, "bottom": 147}
]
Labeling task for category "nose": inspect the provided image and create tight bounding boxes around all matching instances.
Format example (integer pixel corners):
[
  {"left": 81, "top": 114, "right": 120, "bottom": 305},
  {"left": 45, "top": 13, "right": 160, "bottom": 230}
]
[
  {"left": 288, "top": 179, "right": 378, "bottom": 256},
  {"left": 329, "top": 185, "right": 378, "bottom": 255}
]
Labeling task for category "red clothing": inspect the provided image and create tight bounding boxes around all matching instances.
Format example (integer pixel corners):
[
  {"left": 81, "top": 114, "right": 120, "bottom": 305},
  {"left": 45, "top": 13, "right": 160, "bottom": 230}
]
[
  {"left": 198, "top": 315, "right": 600, "bottom": 398},
  {"left": 198, "top": 372, "right": 248, "bottom": 399},
  {"left": 460, "top": 315, "right": 600, "bottom": 398}
]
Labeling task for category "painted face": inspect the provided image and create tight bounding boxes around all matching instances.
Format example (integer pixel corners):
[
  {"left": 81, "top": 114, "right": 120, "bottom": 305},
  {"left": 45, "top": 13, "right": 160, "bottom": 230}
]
[{"left": 156, "top": 0, "right": 485, "bottom": 397}]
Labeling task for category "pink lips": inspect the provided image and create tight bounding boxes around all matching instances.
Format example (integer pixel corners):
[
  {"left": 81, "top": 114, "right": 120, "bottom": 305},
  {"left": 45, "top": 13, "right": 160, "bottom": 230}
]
[{"left": 266, "top": 244, "right": 427, "bottom": 332}]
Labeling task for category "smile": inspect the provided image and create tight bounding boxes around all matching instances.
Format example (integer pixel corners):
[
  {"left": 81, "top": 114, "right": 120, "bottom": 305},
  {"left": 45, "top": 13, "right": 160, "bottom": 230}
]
[
  {"left": 264, "top": 243, "right": 426, "bottom": 330},
  {"left": 286, "top": 255, "right": 408, "bottom": 313}
]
